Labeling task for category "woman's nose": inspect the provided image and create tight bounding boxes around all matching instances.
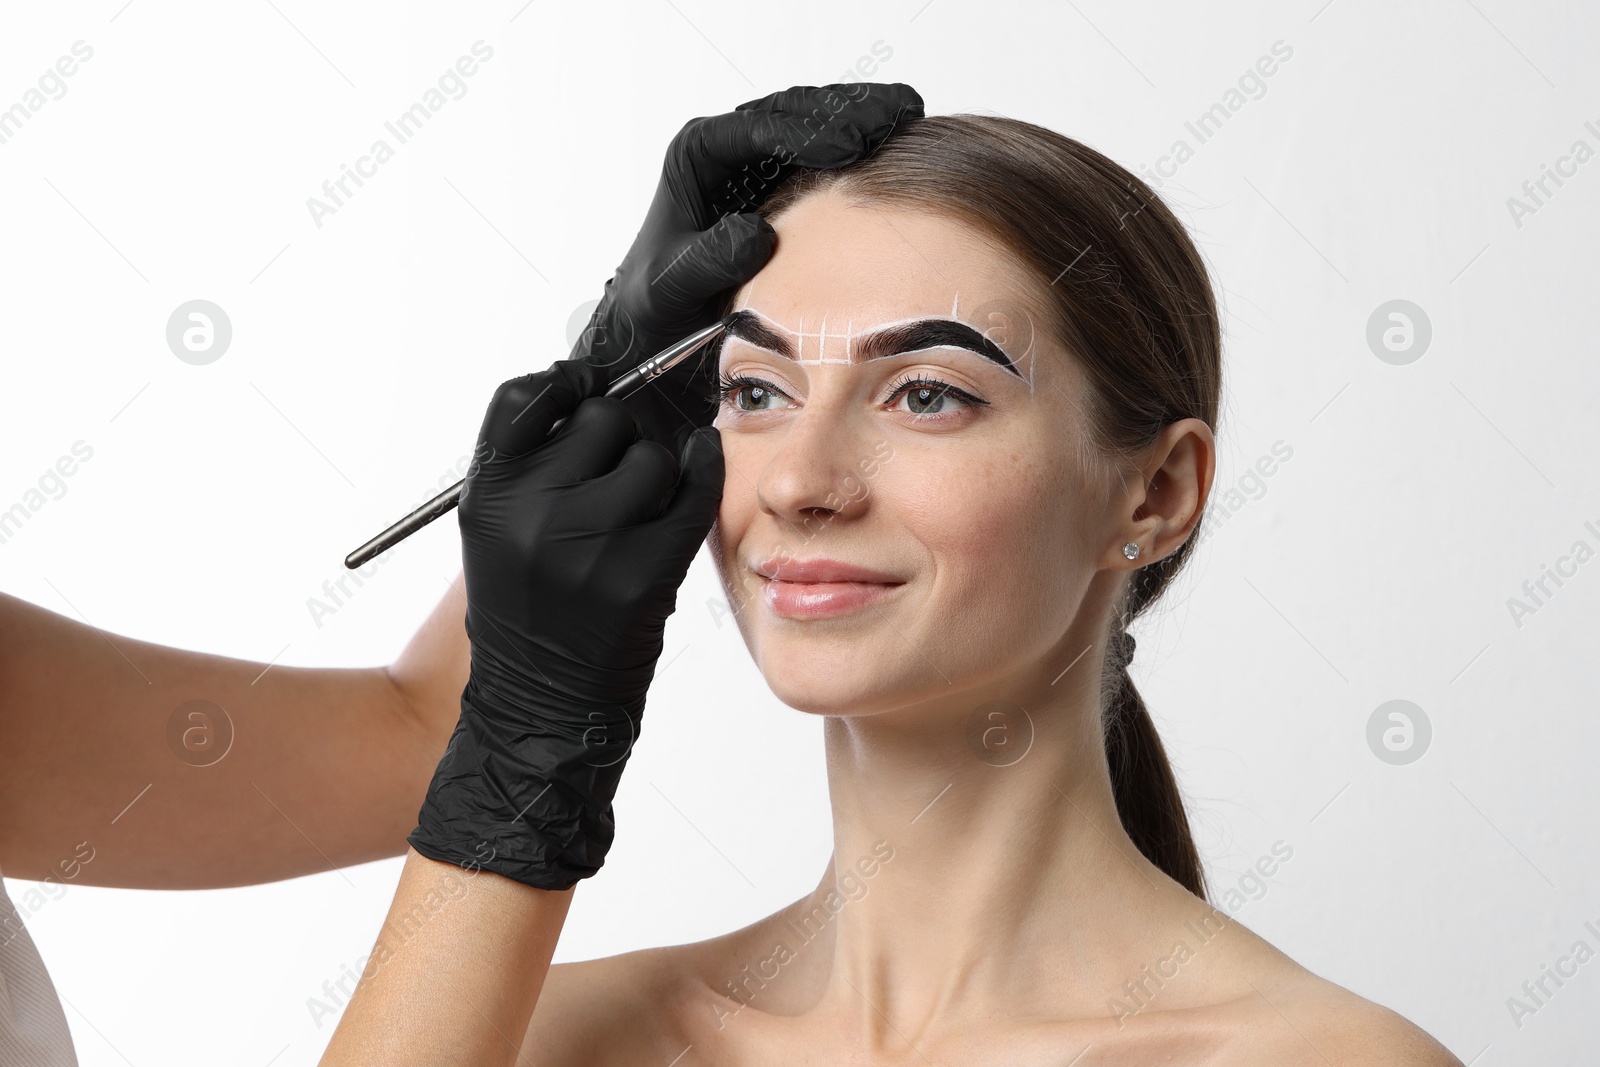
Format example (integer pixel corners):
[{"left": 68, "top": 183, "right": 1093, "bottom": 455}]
[{"left": 749, "top": 402, "right": 885, "bottom": 533}]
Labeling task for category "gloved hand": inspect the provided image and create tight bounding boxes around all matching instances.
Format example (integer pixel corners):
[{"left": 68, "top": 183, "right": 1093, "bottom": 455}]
[
  {"left": 571, "top": 81, "right": 926, "bottom": 456},
  {"left": 407, "top": 358, "right": 724, "bottom": 890}
]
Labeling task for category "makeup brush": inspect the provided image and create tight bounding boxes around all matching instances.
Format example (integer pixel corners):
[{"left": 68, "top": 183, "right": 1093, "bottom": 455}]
[{"left": 343, "top": 317, "right": 730, "bottom": 569}]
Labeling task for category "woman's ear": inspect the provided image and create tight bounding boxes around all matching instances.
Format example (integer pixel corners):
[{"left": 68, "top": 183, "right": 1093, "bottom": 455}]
[{"left": 1115, "top": 417, "right": 1215, "bottom": 567}]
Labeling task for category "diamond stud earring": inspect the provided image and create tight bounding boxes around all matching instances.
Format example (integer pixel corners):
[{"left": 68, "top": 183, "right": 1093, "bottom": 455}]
[{"left": 1122, "top": 542, "right": 1141, "bottom": 560}]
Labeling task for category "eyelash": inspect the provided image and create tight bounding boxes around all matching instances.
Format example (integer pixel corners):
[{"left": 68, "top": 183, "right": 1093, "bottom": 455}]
[{"left": 714, "top": 370, "right": 989, "bottom": 422}]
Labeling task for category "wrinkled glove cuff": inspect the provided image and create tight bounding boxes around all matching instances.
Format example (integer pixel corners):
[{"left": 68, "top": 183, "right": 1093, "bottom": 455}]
[{"left": 407, "top": 682, "right": 642, "bottom": 891}]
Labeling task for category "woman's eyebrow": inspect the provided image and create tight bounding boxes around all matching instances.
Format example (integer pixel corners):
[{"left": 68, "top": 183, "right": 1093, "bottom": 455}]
[
  {"left": 720, "top": 309, "right": 796, "bottom": 358},
  {"left": 719, "top": 308, "right": 1021, "bottom": 377}
]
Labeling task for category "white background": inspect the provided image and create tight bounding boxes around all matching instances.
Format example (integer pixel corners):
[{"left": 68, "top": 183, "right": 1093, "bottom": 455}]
[{"left": 2, "top": 0, "right": 1596, "bottom": 1063}]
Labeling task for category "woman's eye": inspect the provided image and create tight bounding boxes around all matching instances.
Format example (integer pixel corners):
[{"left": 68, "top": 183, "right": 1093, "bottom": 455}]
[
  {"left": 884, "top": 374, "right": 988, "bottom": 420},
  {"left": 714, "top": 372, "right": 988, "bottom": 420},
  {"left": 890, "top": 379, "right": 975, "bottom": 417},
  {"left": 716, "top": 375, "right": 794, "bottom": 413}
]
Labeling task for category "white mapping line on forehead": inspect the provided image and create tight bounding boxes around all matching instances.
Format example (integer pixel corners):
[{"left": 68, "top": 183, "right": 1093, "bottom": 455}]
[{"left": 723, "top": 296, "right": 1037, "bottom": 391}]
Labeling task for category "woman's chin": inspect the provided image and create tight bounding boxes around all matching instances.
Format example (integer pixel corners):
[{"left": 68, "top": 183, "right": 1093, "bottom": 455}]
[{"left": 758, "top": 660, "right": 901, "bottom": 718}]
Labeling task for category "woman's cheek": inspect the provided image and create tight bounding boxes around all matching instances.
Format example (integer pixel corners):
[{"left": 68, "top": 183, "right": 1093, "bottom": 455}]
[{"left": 940, "top": 449, "right": 1058, "bottom": 583}]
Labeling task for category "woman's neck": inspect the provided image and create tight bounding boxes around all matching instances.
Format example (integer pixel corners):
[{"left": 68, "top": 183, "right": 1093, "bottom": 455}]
[{"left": 770, "top": 667, "right": 1212, "bottom": 1044}]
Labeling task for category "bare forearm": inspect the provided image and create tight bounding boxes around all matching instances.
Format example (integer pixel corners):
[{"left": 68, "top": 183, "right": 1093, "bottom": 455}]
[
  {"left": 0, "top": 579, "right": 470, "bottom": 888},
  {"left": 320, "top": 848, "right": 571, "bottom": 1065}
]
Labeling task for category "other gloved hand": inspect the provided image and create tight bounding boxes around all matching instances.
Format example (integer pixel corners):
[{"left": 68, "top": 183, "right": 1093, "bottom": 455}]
[
  {"left": 570, "top": 81, "right": 926, "bottom": 456},
  {"left": 407, "top": 358, "right": 724, "bottom": 890}
]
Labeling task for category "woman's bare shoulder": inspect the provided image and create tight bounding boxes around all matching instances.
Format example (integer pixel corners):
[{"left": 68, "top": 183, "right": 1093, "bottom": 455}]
[
  {"left": 520, "top": 947, "right": 685, "bottom": 1065},
  {"left": 519, "top": 932, "right": 737, "bottom": 1066},
  {"left": 1227, "top": 968, "right": 1463, "bottom": 1066}
]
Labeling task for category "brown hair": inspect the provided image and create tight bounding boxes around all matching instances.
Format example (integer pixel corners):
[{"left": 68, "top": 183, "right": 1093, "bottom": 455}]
[{"left": 728, "top": 112, "right": 1220, "bottom": 900}]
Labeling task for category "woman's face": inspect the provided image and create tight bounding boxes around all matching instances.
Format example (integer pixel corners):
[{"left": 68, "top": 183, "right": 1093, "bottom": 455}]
[{"left": 707, "top": 189, "right": 1118, "bottom": 718}]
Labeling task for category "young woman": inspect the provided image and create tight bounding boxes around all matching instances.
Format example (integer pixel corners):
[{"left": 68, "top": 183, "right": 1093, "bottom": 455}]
[{"left": 322, "top": 100, "right": 1462, "bottom": 1064}]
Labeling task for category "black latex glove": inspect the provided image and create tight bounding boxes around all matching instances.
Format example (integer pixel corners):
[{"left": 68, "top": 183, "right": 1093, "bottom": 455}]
[
  {"left": 570, "top": 81, "right": 926, "bottom": 456},
  {"left": 407, "top": 359, "right": 724, "bottom": 890}
]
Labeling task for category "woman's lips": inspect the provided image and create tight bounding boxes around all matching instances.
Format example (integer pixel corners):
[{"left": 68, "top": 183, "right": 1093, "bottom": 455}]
[{"left": 760, "top": 576, "right": 904, "bottom": 619}]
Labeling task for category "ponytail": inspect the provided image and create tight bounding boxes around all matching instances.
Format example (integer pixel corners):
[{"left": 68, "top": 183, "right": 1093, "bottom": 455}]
[{"left": 1103, "top": 658, "right": 1207, "bottom": 899}]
